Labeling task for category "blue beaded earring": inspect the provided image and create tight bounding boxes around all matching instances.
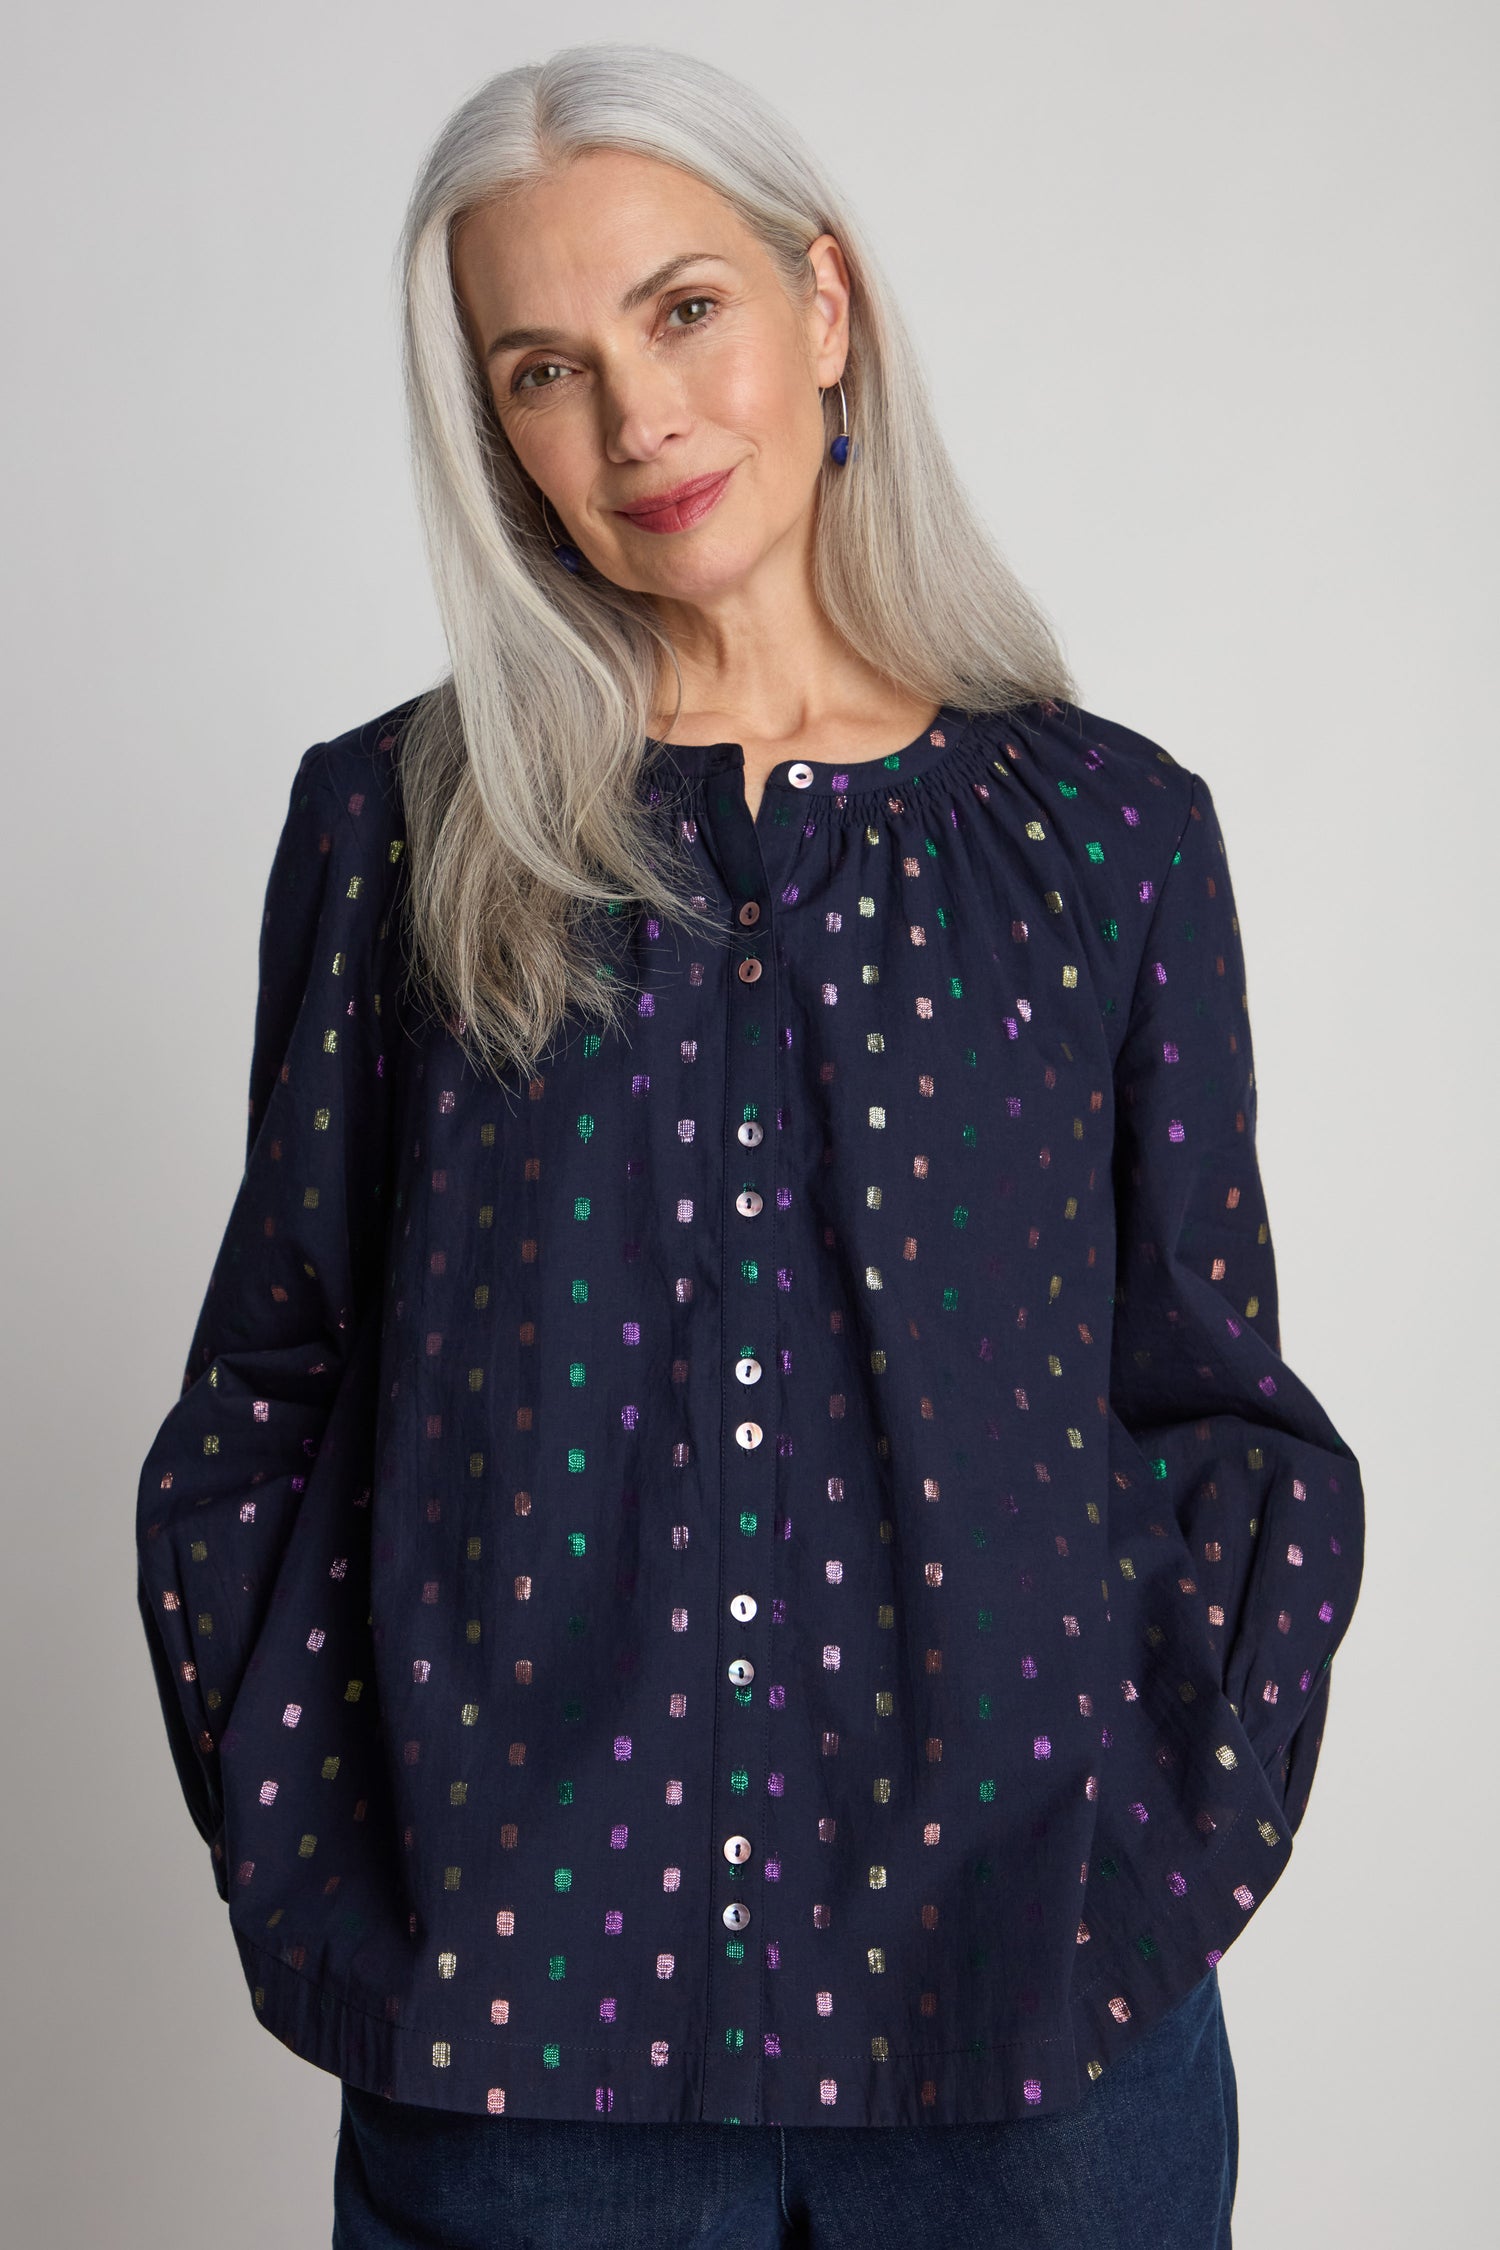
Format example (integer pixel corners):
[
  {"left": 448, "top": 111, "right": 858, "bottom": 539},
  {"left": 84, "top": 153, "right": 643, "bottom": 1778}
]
[
  {"left": 540, "top": 491, "right": 583, "bottom": 573},
  {"left": 821, "top": 375, "right": 851, "bottom": 465}
]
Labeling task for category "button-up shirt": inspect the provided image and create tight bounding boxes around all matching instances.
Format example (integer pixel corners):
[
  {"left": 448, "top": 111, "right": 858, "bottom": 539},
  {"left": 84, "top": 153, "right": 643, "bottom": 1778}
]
[{"left": 135, "top": 694, "right": 1364, "bottom": 2127}]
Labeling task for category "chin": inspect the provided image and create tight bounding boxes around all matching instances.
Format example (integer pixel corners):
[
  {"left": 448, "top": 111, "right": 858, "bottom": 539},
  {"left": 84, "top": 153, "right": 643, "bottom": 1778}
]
[{"left": 638, "top": 540, "right": 770, "bottom": 603}]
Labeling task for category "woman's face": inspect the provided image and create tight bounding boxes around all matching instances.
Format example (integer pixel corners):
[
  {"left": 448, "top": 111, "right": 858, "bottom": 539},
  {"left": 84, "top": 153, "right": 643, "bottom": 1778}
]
[{"left": 451, "top": 148, "right": 850, "bottom": 610}]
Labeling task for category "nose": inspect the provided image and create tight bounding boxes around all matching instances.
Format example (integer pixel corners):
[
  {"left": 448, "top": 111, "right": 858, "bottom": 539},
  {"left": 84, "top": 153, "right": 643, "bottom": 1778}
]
[{"left": 597, "top": 357, "right": 692, "bottom": 466}]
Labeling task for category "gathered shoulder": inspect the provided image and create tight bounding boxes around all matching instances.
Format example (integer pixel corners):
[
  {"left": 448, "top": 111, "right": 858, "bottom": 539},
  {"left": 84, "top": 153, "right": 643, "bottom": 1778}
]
[
  {"left": 978, "top": 697, "right": 1211, "bottom": 1056},
  {"left": 310, "top": 692, "right": 423, "bottom": 838},
  {"left": 998, "top": 696, "right": 1199, "bottom": 865}
]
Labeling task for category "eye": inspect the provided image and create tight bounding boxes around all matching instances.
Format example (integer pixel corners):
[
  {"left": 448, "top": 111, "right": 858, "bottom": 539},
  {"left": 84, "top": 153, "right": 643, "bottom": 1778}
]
[
  {"left": 512, "top": 359, "right": 569, "bottom": 395},
  {"left": 508, "top": 295, "right": 720, "bottom": 396}
]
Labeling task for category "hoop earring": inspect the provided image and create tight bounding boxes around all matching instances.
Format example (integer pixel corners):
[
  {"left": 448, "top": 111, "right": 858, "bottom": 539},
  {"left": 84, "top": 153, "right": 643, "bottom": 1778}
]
[
  {"left": 540, "top": 491, "right": 584, "bottom": 573},
  {"left": 820, "top": 375, "right": 851, "bottom": 465}
]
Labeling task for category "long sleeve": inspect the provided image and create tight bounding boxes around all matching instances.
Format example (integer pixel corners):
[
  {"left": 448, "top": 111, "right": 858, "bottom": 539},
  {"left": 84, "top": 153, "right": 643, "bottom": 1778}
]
[
  {"left": 1108, "top": 770, "right": 1364, "bottom": 1836},
  {"left": 134, "top": 741, "right": 404, "bottom": 1899}
]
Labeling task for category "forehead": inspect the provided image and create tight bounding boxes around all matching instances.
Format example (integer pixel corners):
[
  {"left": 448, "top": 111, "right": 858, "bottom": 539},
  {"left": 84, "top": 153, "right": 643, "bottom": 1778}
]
[{"left": 452, "top": 149, "right": 748, "bottom": 325}]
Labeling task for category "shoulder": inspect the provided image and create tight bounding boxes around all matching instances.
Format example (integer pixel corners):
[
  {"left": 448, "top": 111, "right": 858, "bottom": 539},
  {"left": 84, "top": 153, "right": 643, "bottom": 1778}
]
[
  {"left": 304, "top": 692, "right": 423, "bottom": 840},
  {"left": 994, "top": 693, "right": 1217, "bottom": 914},
  {"left": 992, "top": 696, "right": 1201, "bottom": 867},
  {"left": 971, "top": 697, "right": 1217, "bottom": 1045}
]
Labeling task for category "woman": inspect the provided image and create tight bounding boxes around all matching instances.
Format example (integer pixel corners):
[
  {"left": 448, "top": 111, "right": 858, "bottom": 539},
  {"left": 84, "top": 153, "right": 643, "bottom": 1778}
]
[{"left": 134, "top": 41, "right": 1364, "bottom": 2249}]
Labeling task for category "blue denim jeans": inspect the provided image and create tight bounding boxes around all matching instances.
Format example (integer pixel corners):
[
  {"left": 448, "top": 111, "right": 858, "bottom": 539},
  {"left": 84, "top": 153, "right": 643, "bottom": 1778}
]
[{"left": 331, "top": 1966, "right": 1237, "bottom": 2248}]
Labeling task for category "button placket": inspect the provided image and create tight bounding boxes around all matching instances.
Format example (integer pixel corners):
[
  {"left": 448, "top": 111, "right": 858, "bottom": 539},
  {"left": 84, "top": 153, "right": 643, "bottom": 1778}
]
[{"left": 698, "top": 751, "right": 787, "bottom": 2124}]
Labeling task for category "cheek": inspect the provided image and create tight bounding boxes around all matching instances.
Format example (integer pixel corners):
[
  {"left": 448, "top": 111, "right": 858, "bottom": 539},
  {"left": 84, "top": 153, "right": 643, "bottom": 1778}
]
[
  {"left": 502, "top": 407, "right": 585, "bottom": 499},
  {"left": 708, "top": 351, "right": 821, "bottom": 490}
]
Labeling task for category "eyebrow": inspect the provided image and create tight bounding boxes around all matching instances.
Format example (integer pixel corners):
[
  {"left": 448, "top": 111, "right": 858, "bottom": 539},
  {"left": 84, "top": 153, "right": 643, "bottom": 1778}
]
[{"left": 482, "top": 251, "right": 733, "bottom": 363}]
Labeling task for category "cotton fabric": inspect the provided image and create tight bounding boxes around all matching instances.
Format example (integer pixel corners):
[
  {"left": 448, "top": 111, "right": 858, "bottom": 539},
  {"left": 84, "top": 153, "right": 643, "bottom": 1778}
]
[
  {"left": 331, "top": 1967, "right": 1237, "bottom": 2248},
  {"left": 135, "top": 694, "right": 1363, "bottom": 2128}
]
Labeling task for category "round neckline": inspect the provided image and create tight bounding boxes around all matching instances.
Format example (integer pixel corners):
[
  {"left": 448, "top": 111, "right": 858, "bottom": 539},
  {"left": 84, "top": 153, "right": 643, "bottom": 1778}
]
[{"left": 642, "top": 702, "right": 978, "bottom": 797}]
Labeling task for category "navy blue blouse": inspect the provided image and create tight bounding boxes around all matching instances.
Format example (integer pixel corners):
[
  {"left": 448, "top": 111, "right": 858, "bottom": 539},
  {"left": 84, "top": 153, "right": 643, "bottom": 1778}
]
[{"left": 135, "top": 694, "right": 1364, "bottom": 2128}]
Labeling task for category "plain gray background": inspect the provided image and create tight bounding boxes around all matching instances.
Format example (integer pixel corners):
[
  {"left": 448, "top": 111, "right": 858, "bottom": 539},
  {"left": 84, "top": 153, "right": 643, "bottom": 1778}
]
[{"left": 3, "top": 3, "right": 1493, "bottom": 2243}]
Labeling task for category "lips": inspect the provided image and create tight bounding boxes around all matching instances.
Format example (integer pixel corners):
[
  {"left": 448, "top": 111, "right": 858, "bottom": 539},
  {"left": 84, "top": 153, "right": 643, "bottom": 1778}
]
[{"left": 613, "top": 467, "right": 734, "bottom": 534}]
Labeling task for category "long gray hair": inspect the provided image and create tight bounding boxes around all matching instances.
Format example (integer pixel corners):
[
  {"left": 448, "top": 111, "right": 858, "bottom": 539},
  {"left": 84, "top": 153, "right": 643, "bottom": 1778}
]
[{"left": 392, "top": 41, "right": 1075, "bottom": 1086}]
